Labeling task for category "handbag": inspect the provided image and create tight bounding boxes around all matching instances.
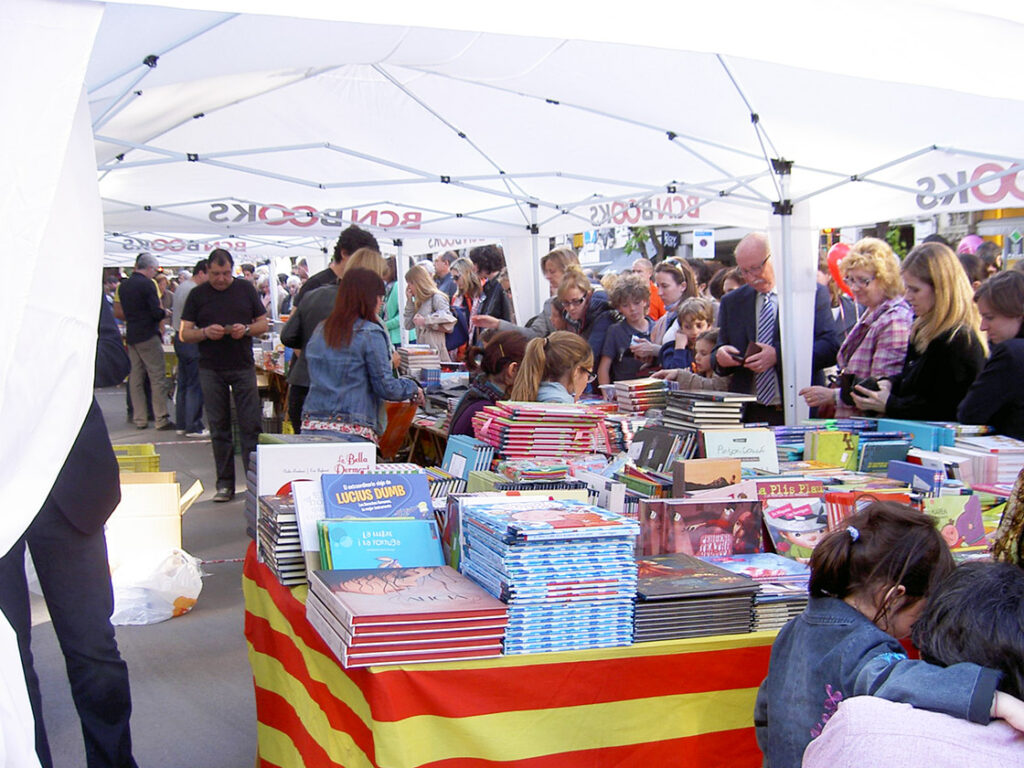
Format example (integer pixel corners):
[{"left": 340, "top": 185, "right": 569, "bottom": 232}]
[
  {"left": 429, "top": 293, "right": 457, "bottom": 334},
  {"left": 445, "top": 303, "right": 470, "bottom": 351}
]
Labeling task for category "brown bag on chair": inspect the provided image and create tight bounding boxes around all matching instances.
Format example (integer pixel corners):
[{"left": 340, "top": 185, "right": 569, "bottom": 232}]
[{"left": 378, "top": 400, "right": 418, "bottom": 460}]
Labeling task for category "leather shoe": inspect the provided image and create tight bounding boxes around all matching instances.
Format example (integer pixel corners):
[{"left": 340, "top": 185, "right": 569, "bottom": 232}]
[
  {"left": 212, "top": 487, "right": 234, "bottom": 503},
  {"left": 155, "top": 422, "right": 177, "bottom": 432}
]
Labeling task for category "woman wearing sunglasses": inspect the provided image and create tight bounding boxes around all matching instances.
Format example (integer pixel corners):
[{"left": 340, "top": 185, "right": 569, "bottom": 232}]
[
  {"left": 509, "top": 331, "right": 595, "bottom": 403},
  {"left": 799, "top": 238, "right": 914, "bottom": 417},
  {"left": 553, "top": 266, "right": 615, "bottom": 364}
]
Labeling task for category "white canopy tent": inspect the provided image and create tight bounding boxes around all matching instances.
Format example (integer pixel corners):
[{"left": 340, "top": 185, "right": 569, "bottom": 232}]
[{"left": 3, "top": 1, "right": 1024, "bottom": 760}]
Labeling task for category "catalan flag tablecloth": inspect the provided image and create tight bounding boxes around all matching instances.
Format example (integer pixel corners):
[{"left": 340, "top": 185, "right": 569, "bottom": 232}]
[{"left": 243, "top": 542, "right": 773, "bottom": 768}]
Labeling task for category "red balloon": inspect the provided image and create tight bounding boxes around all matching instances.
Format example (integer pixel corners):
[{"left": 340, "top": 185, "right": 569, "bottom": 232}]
[{"left": 827, "top": 243, "right": 853, "bottom": 297}]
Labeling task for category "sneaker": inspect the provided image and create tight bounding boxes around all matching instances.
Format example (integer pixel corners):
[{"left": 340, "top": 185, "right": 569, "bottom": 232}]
[
  {"left": 185, "top": 429, "right": 210, "bottom": 439},
  {"left": 212, "top": 487, "right": 234, "bottom": 503},
  {"left": 136, "top": 424, "right": 148, "bottom": 430},
  {"left": 176, "top": 429, "right": 187, "bottom": 436},
  {"left": 155, "top": 422, "right": 177, "bottom": 432}
]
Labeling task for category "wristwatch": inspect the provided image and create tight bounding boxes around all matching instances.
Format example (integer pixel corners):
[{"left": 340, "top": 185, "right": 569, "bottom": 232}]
[{"left": 244, "top": 325, "right": 251, "bottom": 337}]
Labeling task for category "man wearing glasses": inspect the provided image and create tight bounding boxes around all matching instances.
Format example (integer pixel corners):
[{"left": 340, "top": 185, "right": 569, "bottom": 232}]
[{"left": 714, "top": 233, "right": 839, "bottom": 424}]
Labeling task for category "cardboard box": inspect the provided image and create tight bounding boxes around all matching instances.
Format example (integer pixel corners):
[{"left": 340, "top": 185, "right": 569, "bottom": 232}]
[{"left": 105, "top": 472, "right": 202, "bottom": 568}]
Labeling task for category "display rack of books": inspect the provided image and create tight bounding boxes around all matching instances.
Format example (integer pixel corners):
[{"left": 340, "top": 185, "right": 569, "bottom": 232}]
[
  {"left": 634, "top": 553, "right": 759, "bottom": 641},
  {"left": 305, "top": 566, "right": 509, "bottom": 668},
  {"left": 471, "top": 402, "right": 608, "bottom": 459},
  {"left": 256, "top": 494, "right": 306, "bottom": 586},
  {"left": 614, "top": 378, "right": 667, "bottom": 415},
  {"left": 397, "top": 344, "right": 442, "bottom": 378},
  {"left": 459, "top": 498, "right": 640, "bottom": 654}
]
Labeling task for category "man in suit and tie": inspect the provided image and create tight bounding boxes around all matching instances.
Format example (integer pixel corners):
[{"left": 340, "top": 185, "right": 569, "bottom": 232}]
[
  {"left": 714, "top": 233, "right": 839, "bottom": 425},
  {"left": 0, "top": 297, "right": 138, "bottom": 768}
]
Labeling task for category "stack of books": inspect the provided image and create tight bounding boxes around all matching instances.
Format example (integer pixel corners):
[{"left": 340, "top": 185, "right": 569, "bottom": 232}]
[
  {"left": 471, "top": 402, "right": 607, "bottom": 459},
  {"left": 496, "top": 459, "right": 569, "bottom": 483},
  {"left": 398, "top": 344, "right": 442, "bottom": 377},
  {"left": 442, "top": 434, "right": 496, "bottom": 481},
  {"left": 305, "top": 566, "right": 508, "bottom": 668},
  {"left": 701, "top": 553, "right": 810, "bottom": 631},
  {"left": 459, "top": 498, "right": 640, "bottom": 654},
  {"left": 603, "top": 413, "right": 645, "bottom": 453},
  {"left": 949, "top": 434, "right": 1024, "bottom": 485},
  {"left": 634, "top": 553, "right": 758, "bottom": 641},
  {"left": 257, "top": 494, "right": 306, "bottom": 586},
  {"left": 662, "top": 390, "right": 754, "bottom": 432},
  {"left": 423, "top": 466, "right": 466, "bottom": 499},
  {"left": 614, "top": 378, "right": 667, "bottom": 415},
  {"left": 467, "top": 469, "right": 587, "bottom": 494}
]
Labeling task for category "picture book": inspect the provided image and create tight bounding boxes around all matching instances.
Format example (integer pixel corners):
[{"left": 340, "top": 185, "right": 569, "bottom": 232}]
[
  {"left": 886, "top": 459, "right": 944, "bottom": 495},
  {"left": 804, "top": 431, "right": 859, "bottom": 471},
  {"left": 923, "top": 494, "right": 986, "bottom": 548},
  {"left": 635, "top": 553, "right": 758, "bottom": 600},
  {"left": 290, "top": 479, "right": 325, "bottom": 573},
  {"left": 638, "top": 498, "right": 762, "bottom": 557},
  {"left": 761, "top": 496, "right": 828, "bottom": 563},
  {"left": 318, "top": 518, "right": 444, "bottom": 570},
  {"left": 256, "top": 442, "right": 376, "bottom": 496},
  {"left": 308, "top": 565, "right": 508, "bottom": 628},
  {"left": 460, "top": 498, "right": 640, "bottom": 543},
  {"left": 700, "top": 552, "right": 810, "bottom": 584},
  {"left": 672, "top": 457, "right": 742, "bottom": 497},
  {"left": 442, "top": 434, "right": 495, "bottom": 481},
  {"left": 320, "top": 473, "right": 433, "bottom": 519},
  {"left": 702, "top": 428, "right": 779, "bottom": 474}
]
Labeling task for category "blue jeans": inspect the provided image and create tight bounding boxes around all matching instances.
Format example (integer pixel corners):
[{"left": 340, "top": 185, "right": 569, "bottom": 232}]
[
  {"left": 173, "top": 334, "right": 204, "bottom": 433},
  {"left": 198, "top": 367, "right": 261, "bottom": 490}
]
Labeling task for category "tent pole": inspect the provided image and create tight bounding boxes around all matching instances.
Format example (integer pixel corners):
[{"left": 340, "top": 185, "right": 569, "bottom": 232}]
[
  {"left": 396, "top": 239, "right": 409, "bottom": 348},
  {"left": 530, "top": 204, "right": 540, "bottom": 324}
]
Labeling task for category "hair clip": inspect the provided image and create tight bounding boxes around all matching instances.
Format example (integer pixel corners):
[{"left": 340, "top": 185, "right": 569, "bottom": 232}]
[
  {"left": 847, "top": 526, "right": 860, "bottom": 542},
  {"left": 498, "top": 343, "right": 505, "bottom": 357}
]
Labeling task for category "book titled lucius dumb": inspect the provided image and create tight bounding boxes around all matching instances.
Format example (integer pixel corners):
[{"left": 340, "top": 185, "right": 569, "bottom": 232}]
[{"left": 320, "top": 473, "right": 433, "bottom": 520}]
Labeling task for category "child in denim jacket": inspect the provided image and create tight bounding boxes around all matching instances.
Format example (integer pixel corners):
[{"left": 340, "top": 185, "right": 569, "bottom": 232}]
[{"left": 754, "top": 502, "right": 1024, "bottom": 767}]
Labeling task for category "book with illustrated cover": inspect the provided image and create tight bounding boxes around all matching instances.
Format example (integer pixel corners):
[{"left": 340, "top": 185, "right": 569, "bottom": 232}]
[
  {"left": 700, "top": 552, "right": 810, "bottom": 584},
  {"left": 761, "top": 496, "right": 828, "bottom": 563},
  {"left": 672, "top": 457, "right": 742, "bottom": 497},
  {"left": 462, "top": 499, "right": 640, "bottom": 543},
  {"left": 318, "top": 518, "right": 444, "bottom": 570},
  {"left": 638, "top": 498, "right": 762, "bottom": 557},
  {"left": 805, "top": 431, "right": 860, "bottom": 471},
  {"left": 308, "top": 565, "right": 508, "bottom": 629},
  {"left": 321, "top": 473, "right": 433, "bottom": 520},
  {"left": 923, "top": 494, "right": 986, "bottom": 548},
  {"left": 635, "top": 553, "right": 758, "bottom": 600}
]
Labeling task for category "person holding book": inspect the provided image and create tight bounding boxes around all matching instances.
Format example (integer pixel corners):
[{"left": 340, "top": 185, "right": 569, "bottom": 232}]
[
  {"left": 631, "top": 261, "right": 698, "bottom": 364},
  {"left": 597, "top": 273, "right": 654, "bottom": 385},
  {"left": 661, "top": 296, "right": 715, "bottom": 370},
  {"left": 799, "top": 237, "right": 913, "bottom": 418},
  {"left": 509, "top": 331, "right": 594, "bottom": 404},
  {"left": 448, "top": 330, "right": 528, "bottom": 436},
  {"left": 803, "top": 562, "right": 1024, "bottom": 767},
  {"left": 302, "top": 268, "right": 424, "bottom": 442},
  {"left": 754, "top": 502, "right": 1024, "bottom": 768},
  {"left": 850, "top": 242, "right": 986, "bottom": 421},
  {"left": 958, "top": 270, "right": 1024, "bottom": 439},
  {"left": 653, "top": 328, "right": 728, "bottom": 391},
  {"left": 403, "top": 264, "right": 455, "bottom": 362}
]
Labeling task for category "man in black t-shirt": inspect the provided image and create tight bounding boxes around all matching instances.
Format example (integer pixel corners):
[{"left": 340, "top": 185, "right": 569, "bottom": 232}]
[{"left": 180, "top": 249, "right": 268, "bottom": 502}]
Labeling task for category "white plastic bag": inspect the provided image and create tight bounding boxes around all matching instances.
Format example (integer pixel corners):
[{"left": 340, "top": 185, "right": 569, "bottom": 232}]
[{"left": 110, "top": 548, "right": 204, "bottom": 626}]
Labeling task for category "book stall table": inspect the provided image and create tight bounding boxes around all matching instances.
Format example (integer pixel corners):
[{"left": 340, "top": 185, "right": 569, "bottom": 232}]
[{"left": 243, "top": 543, "right": 774, "bottom": 768}]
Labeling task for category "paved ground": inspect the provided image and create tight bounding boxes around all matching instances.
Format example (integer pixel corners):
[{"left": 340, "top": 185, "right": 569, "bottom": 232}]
[{"left": 31, "top": 385, "right": 257, "bottom": 768}]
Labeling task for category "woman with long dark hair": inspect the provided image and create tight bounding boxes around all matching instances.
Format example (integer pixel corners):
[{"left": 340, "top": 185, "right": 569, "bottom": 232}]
[
  {"left": 302, "top": 268, "right": 423, "bottom": 442},
  {"left": 448, "top": 330, "right": 528, "bottom": 436}
]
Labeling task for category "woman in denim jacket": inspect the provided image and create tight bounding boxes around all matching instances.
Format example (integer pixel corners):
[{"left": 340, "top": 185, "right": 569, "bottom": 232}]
[
  {"left": 302, "top": 268, "right": 423, "bottom": 442},
  {"left": 754, "top": 502, "right": 1024, "bottom": 767}
]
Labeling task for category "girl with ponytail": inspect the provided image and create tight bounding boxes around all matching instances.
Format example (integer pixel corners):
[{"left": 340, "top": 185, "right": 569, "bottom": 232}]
[
  {"left": 508, "top": 331, "right": 594, "bottom": 403},
  {"left": 755, "top": 501, "right": 1024, "bottom": 767}
]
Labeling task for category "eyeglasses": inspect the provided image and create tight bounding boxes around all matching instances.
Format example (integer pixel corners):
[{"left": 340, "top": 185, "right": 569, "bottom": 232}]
[
  {"left": 581, "top": 368, "right": 598, "bottom": 384},
  {"left": 845, "top": 275, "right": 875, "bottom": 289},
  {"left": 738, "top": 253, "right": 771, "bottom": 277},
  {"left": 564, "top": 296, "right": 587, "bottom": 308}
]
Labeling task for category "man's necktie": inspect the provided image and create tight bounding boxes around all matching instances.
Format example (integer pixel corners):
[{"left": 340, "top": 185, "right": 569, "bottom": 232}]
[{"left": 755, "top": 292, "right": 779, "bottom": 405}]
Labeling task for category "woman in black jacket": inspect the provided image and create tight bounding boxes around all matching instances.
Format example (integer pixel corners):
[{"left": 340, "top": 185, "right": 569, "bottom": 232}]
[
  {"left": 852, "top": 242, "right": 985, "bottom": 421},
  {"left": 958, "top": 271, "right": 1024, "bottom": 439}
]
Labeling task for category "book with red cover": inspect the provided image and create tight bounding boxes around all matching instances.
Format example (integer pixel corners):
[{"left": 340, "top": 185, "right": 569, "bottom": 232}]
[{"left": 308, "top": 565, "right": 508, "bottom": 630}]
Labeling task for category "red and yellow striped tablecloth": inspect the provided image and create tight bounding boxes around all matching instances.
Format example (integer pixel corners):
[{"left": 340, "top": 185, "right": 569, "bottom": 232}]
[{"left": 243, "top": 543, "right": 774, "bottom": 768}]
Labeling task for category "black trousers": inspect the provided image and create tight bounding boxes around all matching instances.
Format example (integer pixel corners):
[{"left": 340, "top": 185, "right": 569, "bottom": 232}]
[
  {"left": 287, "top": 384, "right": 308, "bottom": 434},
  {"left": 0, "top": 502, "right": 136, "bottom": 768},
  {"left": 198, "top": 366, "right": 261, "bottom": 489}
]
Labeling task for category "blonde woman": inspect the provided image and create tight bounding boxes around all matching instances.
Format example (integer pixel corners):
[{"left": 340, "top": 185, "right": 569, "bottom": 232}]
[
  {"left": 403, "top": 264, "right": 455, "bottom": 361},
  {"left": 799, "top": 238, "right": 914, "bottom": 417},
  {"left": 509, "top": 331, "right": 595, "bottom": 404},
  {"left": 851, "top": 242, "right": 986, "bottom": 420}
]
